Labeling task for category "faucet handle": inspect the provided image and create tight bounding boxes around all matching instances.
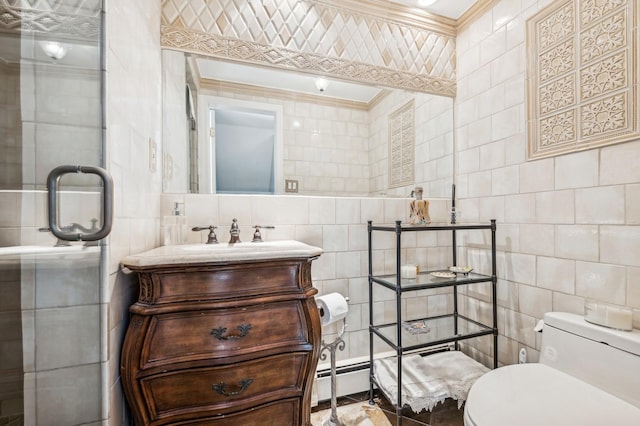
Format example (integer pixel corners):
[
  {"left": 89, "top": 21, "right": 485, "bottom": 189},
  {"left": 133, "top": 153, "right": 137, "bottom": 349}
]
[
  {"left": 192, "top": 225, "right": 218, "bottom": 244},
  {"left": 229, "top": 218, "right": 241, "bottom": 243},
  {"left": 251, "top": 225, "right": 275, "bottom": 242},
  {"left": 38, "top": 226, "right": 72, "bottom": 247}
]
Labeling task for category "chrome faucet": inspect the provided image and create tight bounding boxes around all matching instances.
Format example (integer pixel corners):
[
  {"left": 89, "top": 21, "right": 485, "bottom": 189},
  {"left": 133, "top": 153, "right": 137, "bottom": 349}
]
[
  {"left": 67, "top": 219, "right": 99, "bottom": 234},
  {"left": 39, "top": 219, "right": 100, "bottom": 246},
  {"left": 252, "top": 225, "right": 276, "bottom": 242},
  {"left": 229, "top": 218, "right": 241, "bottom": 243},
  {"left": 192, "top": 225, "right": 218, "bottom": 244}
]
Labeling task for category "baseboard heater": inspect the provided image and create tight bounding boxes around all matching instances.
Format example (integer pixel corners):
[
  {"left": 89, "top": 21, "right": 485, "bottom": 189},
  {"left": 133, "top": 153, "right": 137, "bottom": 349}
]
[{"left": 313, "top": 344, "right": 453, "bottom": 404}]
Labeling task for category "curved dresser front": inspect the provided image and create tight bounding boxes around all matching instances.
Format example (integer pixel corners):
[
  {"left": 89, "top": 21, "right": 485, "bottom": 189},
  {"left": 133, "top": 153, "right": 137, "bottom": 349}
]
[{"left": 120, "top": 243, "right": 322, "bottom": 425}]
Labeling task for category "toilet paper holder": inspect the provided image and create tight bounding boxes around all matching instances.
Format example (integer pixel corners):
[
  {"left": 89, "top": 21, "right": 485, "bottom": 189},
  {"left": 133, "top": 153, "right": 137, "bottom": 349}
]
[
  {"left": 318, "top": 296, "right": 348, "bottom": 426},
  {"left": 317, "top": 293, "right": 349, "bottom": 327}
]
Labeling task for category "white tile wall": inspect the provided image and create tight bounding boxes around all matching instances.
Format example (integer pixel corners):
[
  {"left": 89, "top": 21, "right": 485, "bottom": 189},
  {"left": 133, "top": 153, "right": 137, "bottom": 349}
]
[
  {"left": 0, "top": 64, "right": 21, "bottom": 190},
  {"left": 165, "top": 193, "right": 455, "bottom": 363},
  {"left": 575, "top": 261, "right": 627, "bottom": 305},
  {"left": 555, "top": 150, "right": 599, "bottom": 189},
  {"left": 35, "top": 363, "right": 101, "bottom": 425},
  {"left": 106, "top": 0, "right": 164, "bottom": 424},
  {"left": 457, "top": 0, "right": 640, "bottom": 367},
  {"left": 536, "top": 256, "right": 575, "bottom": 294}
]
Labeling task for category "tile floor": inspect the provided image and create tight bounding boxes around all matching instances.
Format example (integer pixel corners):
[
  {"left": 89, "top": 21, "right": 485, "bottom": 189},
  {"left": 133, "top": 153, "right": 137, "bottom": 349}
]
[
  {"left": 313, "top": 390, "right": 465, "bottom": 426},
  {"left": 0, "top": 415, "right": 23, "bottom": 426}
]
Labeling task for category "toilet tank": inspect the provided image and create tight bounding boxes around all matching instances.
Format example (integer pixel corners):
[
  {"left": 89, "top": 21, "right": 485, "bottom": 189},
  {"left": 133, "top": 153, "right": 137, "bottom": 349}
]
[{"left": 540, "top": 312, "right": 640, "bottom": 408}]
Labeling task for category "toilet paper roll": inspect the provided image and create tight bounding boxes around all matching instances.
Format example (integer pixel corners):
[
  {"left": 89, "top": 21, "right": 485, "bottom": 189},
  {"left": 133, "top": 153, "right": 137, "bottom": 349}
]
[{"left": 316, "top": 292, "right": 349, "bottom": 326}]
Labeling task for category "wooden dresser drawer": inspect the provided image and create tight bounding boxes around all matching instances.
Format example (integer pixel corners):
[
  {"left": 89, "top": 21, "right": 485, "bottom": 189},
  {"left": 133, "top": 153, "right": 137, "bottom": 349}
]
[
  {"left": 139, "top": 260, "right": 312, "bottom": 305},
  {"left": 140, "top": 353, "right": 308, "bottom": 422},
  {"left": 165, "top": 399, "right": 300, "bottom": 425},
  {"left": 141, "top": 301, "right": 310, "bottom": 369}
]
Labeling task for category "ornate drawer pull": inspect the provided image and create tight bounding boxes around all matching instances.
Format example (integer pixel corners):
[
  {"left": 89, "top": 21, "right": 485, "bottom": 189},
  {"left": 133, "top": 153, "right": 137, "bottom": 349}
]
[
  {"left": 212, "top": 378, "right": 254, "bottom": 397},
  {"left": 210, "top": 324, "right": 252, "bottom": 340}
]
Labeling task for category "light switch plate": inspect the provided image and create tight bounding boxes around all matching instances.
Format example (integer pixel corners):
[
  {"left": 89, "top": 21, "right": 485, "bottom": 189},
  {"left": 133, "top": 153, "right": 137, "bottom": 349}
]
[
  {"left": 149, "top": 138, "right": 157, "bottom": 173},
  {"left": 285, "top": 179, "right": 299, "bottom": 193}
]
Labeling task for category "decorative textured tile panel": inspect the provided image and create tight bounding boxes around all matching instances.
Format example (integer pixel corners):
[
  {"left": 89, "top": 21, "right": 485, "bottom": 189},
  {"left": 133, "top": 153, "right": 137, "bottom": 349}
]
[
  {"left": 0, "top": 0, "right": 100, "bottom": 39},
  {"left": 540, "top": 110, "right": 576, "bottom": 148},
  {"left": 580, "top": 11, "right": 626, "bottom": 63},
  {"left": 539, "top": 39, "right": 575, "bottom": 83},
  {"left": 388, "top": 100, "right": 414, "bottom": 188},
  {"left": 580, "top": 52, "right": 626, "bottom": 100},
  {"left": 540, "top": 74, "right": 576, "bottom": 114},
  {"left": 161, "top": 0, "right": 456, "bottom": 96},
  {"left": 580, "top": 93, "right": 627, "bottom": 137},
  {"left": 3, "top": 0, "right": 100, "bottom": 14},
  {"left": 581, "top": 0, "right": 626, "bottom": 25},
  {"left": 537, "top": 0, "right": 575, "bottom": 50},
  {"left": 527, "top": 0, "right": 639, "bottom": 160}
]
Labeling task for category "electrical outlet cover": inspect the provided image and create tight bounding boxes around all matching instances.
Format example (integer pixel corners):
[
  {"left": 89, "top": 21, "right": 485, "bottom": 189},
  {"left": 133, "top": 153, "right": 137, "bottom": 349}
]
[{"left": 518, "top": 348, "right": 527, "bottom": 364}]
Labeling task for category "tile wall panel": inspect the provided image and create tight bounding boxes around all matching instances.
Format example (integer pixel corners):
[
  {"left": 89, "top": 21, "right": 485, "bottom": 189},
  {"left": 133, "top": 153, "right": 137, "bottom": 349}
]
[
  {"left": 457, "top": 0, "right": 640, "bottom": 367},
  {"left": 527, "top": 0, "right": 640, "bottom": 159},
  {"left": 106, "top": 1, "right": 164, "bottom": 425}
]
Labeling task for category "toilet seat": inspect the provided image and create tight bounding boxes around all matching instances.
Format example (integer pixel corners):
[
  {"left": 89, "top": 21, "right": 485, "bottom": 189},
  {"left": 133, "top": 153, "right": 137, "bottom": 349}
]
[{"left": 464, "top": 364, "right": 640, "bottom": 426}]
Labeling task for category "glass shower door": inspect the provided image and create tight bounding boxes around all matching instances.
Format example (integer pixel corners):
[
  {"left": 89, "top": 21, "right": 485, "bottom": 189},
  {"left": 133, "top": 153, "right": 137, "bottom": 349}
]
[{"left": 0, "top": 1, "right": 106, "bottom": 424}]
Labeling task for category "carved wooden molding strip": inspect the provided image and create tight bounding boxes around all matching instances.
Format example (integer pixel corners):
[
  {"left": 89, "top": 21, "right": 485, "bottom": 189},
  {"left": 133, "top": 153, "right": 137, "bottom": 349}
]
[{"left": 526, "top": 0, "right": 639, "bottom": 160}]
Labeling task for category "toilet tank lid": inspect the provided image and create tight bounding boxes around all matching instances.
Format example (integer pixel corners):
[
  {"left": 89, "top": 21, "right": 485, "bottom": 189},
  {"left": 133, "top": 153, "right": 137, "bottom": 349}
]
[{"left": 544, "top": 312, "right": 640, "bottom": 356}]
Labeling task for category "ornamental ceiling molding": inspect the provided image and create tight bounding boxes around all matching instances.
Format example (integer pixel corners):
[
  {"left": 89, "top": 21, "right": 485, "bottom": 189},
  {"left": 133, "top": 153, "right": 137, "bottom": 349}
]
[
  {"left": 0, "top": 0, "right": 100, "bottom": 41},
  {"left": 526, "top": 0, "right": 639, "bottom": 160},
  {"left": 198, "top": 78, "right": 390, "bottom": 111},
  {"left": 160, "top": 0, "right": 456, "bottom": 97}
]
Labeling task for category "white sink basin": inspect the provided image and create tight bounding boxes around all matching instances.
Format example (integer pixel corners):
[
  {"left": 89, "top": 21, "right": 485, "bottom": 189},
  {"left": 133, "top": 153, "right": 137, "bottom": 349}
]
[
  {"left": 121, "top": 240, "right": 323, "bottom": 268},
  {"left": 179, "top": 242, "right": 270, "bottom": 251}
]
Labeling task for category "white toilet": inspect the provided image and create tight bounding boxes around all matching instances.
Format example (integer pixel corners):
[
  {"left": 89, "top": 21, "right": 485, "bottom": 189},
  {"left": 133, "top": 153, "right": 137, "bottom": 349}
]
[{"left": 464, "top": 312, "right": 640, "bottom": 426}]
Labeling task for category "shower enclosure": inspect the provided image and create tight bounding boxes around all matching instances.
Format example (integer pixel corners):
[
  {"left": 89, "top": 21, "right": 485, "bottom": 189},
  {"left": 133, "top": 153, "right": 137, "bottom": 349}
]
[{"left": 0, "top": 1, "right": 108, "bottom": 424}]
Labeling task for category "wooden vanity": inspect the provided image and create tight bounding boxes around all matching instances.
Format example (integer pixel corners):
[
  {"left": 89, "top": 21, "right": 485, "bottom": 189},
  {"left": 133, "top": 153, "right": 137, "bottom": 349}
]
[{"left": 120, "top": 241, "right": 323, "bottom": 425}]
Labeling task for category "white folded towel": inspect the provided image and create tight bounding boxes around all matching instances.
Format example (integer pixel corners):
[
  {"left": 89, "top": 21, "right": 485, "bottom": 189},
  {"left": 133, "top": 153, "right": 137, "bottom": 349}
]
[{"left": 374, "top": 351, "right": 489, "bottom": 413}]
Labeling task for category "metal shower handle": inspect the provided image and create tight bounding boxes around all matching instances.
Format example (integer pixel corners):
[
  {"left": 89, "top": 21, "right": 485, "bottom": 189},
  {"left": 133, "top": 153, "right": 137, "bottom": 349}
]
[{"left": 47, "top": 165, "right": 113, "bottom": 242}]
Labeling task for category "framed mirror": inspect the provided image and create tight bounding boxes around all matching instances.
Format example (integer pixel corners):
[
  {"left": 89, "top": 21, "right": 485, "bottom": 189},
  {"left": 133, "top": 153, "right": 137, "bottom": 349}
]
[{"left": 162, "top": 49, "right": 454, "bottom": 198}]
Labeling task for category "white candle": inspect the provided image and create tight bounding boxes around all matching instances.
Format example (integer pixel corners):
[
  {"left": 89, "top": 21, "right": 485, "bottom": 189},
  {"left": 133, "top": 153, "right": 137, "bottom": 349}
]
[
  {"left": 401, "top": 264, "right": 418, "bottom": 279},
  {"left": 585, "top": 302, "right": 633, "bottom": 331},
  {"left": 605, "top": 306, "right": 633, "bottom": 331}
]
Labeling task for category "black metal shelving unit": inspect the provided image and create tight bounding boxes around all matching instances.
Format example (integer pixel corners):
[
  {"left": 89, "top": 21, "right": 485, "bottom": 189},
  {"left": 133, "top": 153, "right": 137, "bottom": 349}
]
[{"left": 367, "top": 220, "right": 497, "bottom": 425}]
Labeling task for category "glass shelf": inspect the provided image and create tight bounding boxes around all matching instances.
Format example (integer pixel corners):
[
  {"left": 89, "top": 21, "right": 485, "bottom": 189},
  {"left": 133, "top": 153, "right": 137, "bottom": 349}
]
[
  {"left": 371, "top": 314, "right": 493, "bottom": 353},
  {"left": 369, "top": 222, "right": 494, "bottom": 232},
  {"left": 371, "top": 270, "right": 493, "bottom": 291}
]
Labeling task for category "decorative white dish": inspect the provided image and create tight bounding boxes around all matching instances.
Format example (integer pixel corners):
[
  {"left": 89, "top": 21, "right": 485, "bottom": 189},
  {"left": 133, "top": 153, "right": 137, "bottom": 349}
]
[
  {"left": 430, "top": 271, "right": 456, "bottom": 279},
  {"left": 449, "top": 266, "right": 473, "bottom": 274},
  {"left": 402, "top": 320, "right": 431, "bottom": 334}
]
